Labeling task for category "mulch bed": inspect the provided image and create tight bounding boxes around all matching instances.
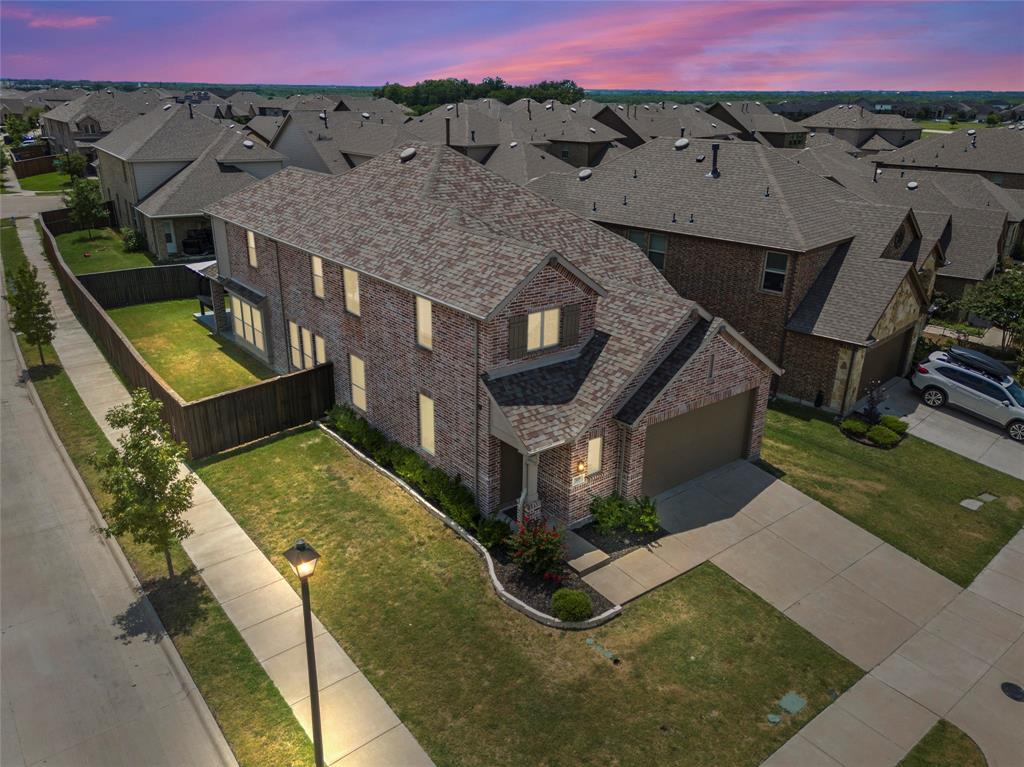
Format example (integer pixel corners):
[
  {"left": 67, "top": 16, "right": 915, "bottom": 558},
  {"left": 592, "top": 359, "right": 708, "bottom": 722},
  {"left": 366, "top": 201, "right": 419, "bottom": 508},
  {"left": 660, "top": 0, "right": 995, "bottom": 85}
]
[
  {"left": 574, "top": 523, "right": 668, "bottom": 561},
  {"left": 490, "top": 545, "right": 614, "bottom": 617}
]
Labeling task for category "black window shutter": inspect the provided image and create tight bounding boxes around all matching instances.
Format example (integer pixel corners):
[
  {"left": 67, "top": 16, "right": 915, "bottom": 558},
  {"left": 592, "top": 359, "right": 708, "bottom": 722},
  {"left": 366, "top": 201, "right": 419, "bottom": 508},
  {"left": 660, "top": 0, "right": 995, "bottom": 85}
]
[
  {"left": 508, "top": 315, "right": 528, "bottom": 359},
  {"left": 561, "top": 304, "right": 580, "bottom": 347}
]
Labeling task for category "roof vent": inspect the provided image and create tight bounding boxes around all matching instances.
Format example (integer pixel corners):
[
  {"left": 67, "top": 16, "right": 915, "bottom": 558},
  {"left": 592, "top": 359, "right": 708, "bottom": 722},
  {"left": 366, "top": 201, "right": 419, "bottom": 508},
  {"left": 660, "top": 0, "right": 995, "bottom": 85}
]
[
  {"left": 228, "top": 123, "right": 235, "bottom": 128},
  {"left": 510, "top": 141, "right": 518, "bottom": 148},
  {"left": 617, "top": 105, "right": 624, "bottom": 111},
  {"left": 589, "top": 127, "right": 596, "bottom": 133},
  {"left": 361, "top": 112, "right": 370, "bottom": 119},
  {"left": 399, "top": 147, "right": 417, "bottom": 162},
  {"left": 578, "top": 168, "right": 593, "bottom": 180},
  {"left": 696, "top": 154, "right": 705, "bottom": 162},
  {"left": 711, "top": 122, "right": 717, "bottom": 128},
  {"left": 545, "top": 102, "right": 553, "bottom": 110},
  {"left": 672, "top": 105, "right": 679, "bottom": 110},
  {"left": 445, "top": 104, "right": 455, "bottom": 111},
  {"left": 643, "top": 104, "right": 650, "bottom": 110},
  {"left": 967, "top": 128, "right": 976, "bottom": 135},
  {"left": 162, "top": 104, "right": 172, "bottom": 111},
  {"left": 907, "top": 181, "right": 918, "bottom": 190},
  {"left": 694, "top": 107, "right": 701, "bottom": 111},
  {"left": 726, "top": 101, "right": 732, "bottom": 106},
  {"left": 242, "top": 139, "right": 254, "bottom": 149},
  {"left": 809, "top": 131, "right": 816, "bottom": 137},
  {"left": 674, "top": 137, "right": 690, "bottom": 150},
  {"left": 570, "top": 106, "right": 577, "bottom": 112}
]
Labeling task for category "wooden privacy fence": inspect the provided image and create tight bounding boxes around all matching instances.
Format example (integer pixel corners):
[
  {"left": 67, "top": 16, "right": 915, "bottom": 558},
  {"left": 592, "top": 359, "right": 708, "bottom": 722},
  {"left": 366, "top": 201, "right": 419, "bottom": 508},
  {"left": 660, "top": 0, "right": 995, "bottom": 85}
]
[
  {"left": 40, "top": 203, "right": 116, "bottom": 237},
  {"left": 38, "top": 220, "right": 335, "bottom": 459},
  {"left": 11, "top": 153, "right": 57, "bottom": 179},
  {"left": 10, "top": 143, "right": 51, "bottom": 161},
  {"left": 78, "top": 265, "right": 206, "bottom": 309}
]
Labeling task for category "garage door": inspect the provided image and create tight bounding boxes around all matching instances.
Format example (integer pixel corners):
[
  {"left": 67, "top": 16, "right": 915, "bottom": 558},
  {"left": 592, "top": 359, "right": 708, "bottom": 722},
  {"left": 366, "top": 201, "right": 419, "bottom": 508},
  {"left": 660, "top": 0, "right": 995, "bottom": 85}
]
[
  {"left": 858, "top": 326, "right": 913, "bottom": 399},
  {"left": 641, "top": 390, "right": 754, "bottom": 497}
]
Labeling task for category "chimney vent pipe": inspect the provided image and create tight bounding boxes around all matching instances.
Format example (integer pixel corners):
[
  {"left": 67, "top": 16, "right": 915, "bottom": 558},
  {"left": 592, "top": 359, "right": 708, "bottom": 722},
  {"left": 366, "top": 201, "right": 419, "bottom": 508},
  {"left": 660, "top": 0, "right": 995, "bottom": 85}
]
[
  {"left": 445, "top": 117, "right": 451, "bottom": 147},
  {"left": 708, "top": 143, "right": 721, "bottom": 178}
]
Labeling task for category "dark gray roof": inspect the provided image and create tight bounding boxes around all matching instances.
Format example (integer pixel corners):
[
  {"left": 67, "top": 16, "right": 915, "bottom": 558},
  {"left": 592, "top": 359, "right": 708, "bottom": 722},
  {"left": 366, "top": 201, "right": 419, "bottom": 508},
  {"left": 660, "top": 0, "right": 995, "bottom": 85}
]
[
  {"left": 42, "top": 90, "right": 172, "bottom": 133},
  {"left": 611, "top": 102, "right": 739, "bottom": 140},
  {"left": 407, "top": 107, "right": 503, "bottom": 147},
  {"left": 484, "top": 332, "right": 610, "bottom": 407},
  {"left": 802, "top": 105, "right": 918, "bottom": 131},
  {"left": 528, "top": 137, "right": 861, "bottom": 252},
  {"left": 246, "top": 115, "right": 285, "bottom": 143},
  {"left": 872, "top": 128, "right": 1024, "bottom": 175},
  {"left": 479, "top": 124, "right": 576, "bottom": 185},
  {"left": 712, "top": 101, "right": 807, "bottom": 136},
  {"left": 273, "top": 111, "right": 418, "bottom": 174},
  {"left": 219, "top": 276, "right": 265, "bottom": 304},
  {"left": 93, "top": 104, "right": 226, "bottom": 161},
  {"left": 861, "top": 134, "right": 899, "bottom": 152}
]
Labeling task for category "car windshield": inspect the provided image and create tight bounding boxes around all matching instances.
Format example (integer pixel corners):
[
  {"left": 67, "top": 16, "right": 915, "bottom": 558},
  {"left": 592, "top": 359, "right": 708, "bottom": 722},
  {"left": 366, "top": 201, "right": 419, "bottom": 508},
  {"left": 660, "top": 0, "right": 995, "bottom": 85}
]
[{"left": 1008, "top": 380, "right": 1024, "bottom": 407}]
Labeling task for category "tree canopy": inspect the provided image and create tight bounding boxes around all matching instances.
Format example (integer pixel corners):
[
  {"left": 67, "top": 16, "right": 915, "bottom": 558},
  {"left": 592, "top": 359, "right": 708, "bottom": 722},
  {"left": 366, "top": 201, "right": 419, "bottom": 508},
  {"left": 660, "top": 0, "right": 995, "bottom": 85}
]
[
  {"left": 374, "top": 77, "right": 584, "bottom": 113},
  {"left": 7, "top": 263, "right": 56, "bottom": 365},
  {"left": 958, "top": 267, "right": 1024, "bottom": 349},
  {"left": 63, "top": 176, "right": 106, "bottom": 236}
]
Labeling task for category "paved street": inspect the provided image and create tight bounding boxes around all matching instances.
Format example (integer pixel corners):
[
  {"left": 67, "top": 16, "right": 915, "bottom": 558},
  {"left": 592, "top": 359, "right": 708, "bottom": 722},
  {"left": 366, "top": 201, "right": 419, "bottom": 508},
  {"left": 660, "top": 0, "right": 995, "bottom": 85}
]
[
  {"left": 0, "top": 312, "right": 237, "bottom": 766},
  {"left": 0, "top": 187, "right": 66, "bottom": 218}
]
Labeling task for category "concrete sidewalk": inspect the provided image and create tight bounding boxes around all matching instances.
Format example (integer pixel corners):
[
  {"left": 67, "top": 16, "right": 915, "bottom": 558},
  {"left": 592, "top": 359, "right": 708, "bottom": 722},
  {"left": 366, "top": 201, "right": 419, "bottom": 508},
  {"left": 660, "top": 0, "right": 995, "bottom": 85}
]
[
  {"left": 1, "top": 291, "right": 236, "bottom": 766},
  {"left": 13, "top": 218, "right": 433, "bottom": 766}
]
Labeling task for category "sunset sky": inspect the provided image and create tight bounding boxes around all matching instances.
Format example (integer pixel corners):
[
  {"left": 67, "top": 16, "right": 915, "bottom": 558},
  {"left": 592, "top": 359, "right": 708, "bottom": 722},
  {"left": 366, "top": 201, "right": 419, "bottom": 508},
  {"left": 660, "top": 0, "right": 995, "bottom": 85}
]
[{"left": 2, "top": 1, "right": 1022, "bottom": 91}]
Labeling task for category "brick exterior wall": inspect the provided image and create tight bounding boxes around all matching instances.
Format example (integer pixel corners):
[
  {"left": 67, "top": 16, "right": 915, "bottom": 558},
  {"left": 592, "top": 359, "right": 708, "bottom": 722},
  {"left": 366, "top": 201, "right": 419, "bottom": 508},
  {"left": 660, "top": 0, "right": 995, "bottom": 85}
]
[
  {"left": 96, "top": 150, "right": 139, "bottom": 229},
  {"left": 780, "top": 331, "right": 844, "bottom": 407}
]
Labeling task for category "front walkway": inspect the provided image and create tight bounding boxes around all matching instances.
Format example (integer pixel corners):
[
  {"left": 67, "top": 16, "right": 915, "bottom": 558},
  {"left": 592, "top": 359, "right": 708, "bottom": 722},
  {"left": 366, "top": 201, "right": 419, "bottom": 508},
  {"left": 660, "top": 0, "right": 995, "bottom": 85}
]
[
  {"left": 1, "top": 284, "right": 236, "bottom": 766},
  {"left": 14, "top": 218, "right": 433, "bottom": 766}
]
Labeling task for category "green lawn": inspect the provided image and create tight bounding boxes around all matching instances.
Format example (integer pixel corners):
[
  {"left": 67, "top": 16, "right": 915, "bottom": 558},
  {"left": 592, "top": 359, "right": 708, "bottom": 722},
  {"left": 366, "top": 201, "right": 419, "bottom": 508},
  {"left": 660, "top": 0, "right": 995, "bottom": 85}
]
[
  {"left": 17, "top": 170, "right": 73, "bottom": 193},
  {"left": 195, "top": 428, "right": 861, "bottom": 767},
  {"left": 107, "top": 298, "right": 274, "bottom": 401},
  {"left": 913, "top": 120, "right": 996, "bottom": 132},
  {"left": 763, "top": 401, "right": 1024, "bottom": 587},
  {"left": 1, "top": 221, "right": 28, "bottom": 282},
  {"left": 55, "top": 227, "right": 153, "bottom": 274},
  {"left": 898, "top": 720, "right": 986, "bottom": 767}
]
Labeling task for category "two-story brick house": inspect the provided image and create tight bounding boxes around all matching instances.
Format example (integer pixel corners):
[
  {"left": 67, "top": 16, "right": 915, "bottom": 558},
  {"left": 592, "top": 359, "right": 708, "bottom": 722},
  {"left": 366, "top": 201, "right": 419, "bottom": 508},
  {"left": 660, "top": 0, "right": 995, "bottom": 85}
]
[
  {"left": 529, "top": 138, "right": 935, "bottom": 412},
  {"left": 205, "top": 143, "right": 779, "bottom": 526}
]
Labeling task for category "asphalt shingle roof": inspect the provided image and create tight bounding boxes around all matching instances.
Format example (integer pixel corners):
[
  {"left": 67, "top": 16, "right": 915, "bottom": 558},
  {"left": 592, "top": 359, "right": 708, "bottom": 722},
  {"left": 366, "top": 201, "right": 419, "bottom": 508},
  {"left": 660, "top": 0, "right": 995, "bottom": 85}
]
[
  {"left": 42, "top": 90, "right": 171, "bottom": 133},
  {"left": 873, "top": 128, "right": 1024, "bottom": 175},
  {"left": 801, "top": 105, "right": 918, "bottom": 131},
  {"left": 712, "top": 101, "right": 807, "bottom": 136},
  {"left": 93, "top": 104, "right": 227, "bottom": 161}
]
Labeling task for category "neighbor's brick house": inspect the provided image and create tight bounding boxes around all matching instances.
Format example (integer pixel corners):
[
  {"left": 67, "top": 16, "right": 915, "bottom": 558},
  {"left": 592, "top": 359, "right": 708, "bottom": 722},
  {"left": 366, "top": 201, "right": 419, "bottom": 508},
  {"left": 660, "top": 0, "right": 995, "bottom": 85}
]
[{"left": 206, "top": 143, "right": 779, "bottom": 526}]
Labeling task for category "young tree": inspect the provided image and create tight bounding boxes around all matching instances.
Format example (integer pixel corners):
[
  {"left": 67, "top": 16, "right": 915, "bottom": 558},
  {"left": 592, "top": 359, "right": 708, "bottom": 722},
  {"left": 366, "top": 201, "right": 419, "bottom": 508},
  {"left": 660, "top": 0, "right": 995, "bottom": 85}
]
[
  {"left": 986, "top": 112, "right": 1001, "bottom": 126},
  {"left": 94, "top": 389, "right": 196, "bottom": 578},
  {"left": 55, "top": 151, "right": 86, "bottom": 180},
  {"left": 957, "top": 268, "right": 1024, "bottom": 350},
  {"left": 7, "top": 264, "right": 56, "bottom": 365},
  {"left": 63, "top": 176, "right": 105, "bottom": 237}
]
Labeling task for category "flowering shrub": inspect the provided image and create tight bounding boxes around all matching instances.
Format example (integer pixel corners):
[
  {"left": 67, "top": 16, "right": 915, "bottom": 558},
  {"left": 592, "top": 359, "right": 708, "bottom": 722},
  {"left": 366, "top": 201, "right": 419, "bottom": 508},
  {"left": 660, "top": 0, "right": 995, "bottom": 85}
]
[{"left": 510, "top": 515, "right": 566, "bottom": 578}]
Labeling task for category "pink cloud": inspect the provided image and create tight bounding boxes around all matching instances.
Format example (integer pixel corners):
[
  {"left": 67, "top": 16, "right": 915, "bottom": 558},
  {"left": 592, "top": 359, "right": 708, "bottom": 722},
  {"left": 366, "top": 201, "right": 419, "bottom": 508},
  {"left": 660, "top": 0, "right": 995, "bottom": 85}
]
[{"left": 2, "top": 5, "right": 109, "bottom": 29}]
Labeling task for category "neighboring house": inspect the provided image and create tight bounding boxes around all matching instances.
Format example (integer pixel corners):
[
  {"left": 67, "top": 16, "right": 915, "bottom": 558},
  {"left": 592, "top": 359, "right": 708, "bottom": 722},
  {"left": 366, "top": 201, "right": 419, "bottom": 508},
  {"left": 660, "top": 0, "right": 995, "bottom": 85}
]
[
  {"left": 578, "top": 100, "right": 740, "bottom": 147},
  {"left": 529, "top": 138, "right": 933, "bottom": 412},
  {"left": 136, "top": 129, "right": 283, "bottom": 260},
  {"left": 271, "top": 110, "right": 416, "bottom": 173},
  {"left": 40, "top": 89, "right": 172, "bottom": 159},
  {"left": 803, "top": 130, "right": 862, "bottom": 155},
  {"left": 333, "top": 95, "right": 411, "bottom": 123},
  {"left": 245, "top": 115, "right": 286, "bottom": 144},
  {"left": 707, "top": 101, "right": 808, "bottom": 148},
  {"left": 504, "top": 99, "right": 628, "bottom": 166},
  {"left": 0, "top": 92, "right": 48, "bottom": 120},
  {"left": 406, "top": 106, "right": 503, "bottom": 162},
  {"left": 871, "top": 128, "right": 1024, "bottom": 189},
  {"left": 94, "top": 103, "right": 281, "bottom": 257},
  {"left": 801, "top": 105, "right": 921, "bottom": 152},
  {"left": 205, "top": 143, "right": 778, "bottom": 526}
]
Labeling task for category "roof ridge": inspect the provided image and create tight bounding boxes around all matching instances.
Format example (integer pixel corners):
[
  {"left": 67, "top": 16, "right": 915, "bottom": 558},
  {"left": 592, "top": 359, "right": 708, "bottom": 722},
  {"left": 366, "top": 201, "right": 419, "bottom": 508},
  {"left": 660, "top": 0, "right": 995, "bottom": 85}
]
[{"left": 755, "top": 144, "right": 806, "bottom": 251}]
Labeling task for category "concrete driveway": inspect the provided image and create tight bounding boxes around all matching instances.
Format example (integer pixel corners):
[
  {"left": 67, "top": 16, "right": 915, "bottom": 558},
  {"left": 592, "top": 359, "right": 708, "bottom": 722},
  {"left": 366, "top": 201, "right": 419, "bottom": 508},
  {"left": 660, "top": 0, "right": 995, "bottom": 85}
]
[
  {"left": 0, "top": 191, "right": 66, "bottom": 218},
  {"left": 875, "top": 378, "right": 1023, "bottom": 481}
]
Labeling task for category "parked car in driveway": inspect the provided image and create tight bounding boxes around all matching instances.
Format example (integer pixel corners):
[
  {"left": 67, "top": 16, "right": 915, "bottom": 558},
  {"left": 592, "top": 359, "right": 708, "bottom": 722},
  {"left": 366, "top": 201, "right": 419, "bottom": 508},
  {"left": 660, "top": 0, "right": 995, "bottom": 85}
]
[{"left": 912, "top": 347, "right": 1024, "bottom": 442}]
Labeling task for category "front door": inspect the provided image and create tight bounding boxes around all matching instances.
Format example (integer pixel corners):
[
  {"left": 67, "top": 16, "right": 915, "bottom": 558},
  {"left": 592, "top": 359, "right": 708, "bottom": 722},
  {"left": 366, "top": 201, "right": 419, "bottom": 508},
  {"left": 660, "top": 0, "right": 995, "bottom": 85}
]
[
  {"left": 498, "top": 440, "right": 523, "bottom": 510},
  {"left": 163, "top": 221, "right": 177, "bottom": 255}
]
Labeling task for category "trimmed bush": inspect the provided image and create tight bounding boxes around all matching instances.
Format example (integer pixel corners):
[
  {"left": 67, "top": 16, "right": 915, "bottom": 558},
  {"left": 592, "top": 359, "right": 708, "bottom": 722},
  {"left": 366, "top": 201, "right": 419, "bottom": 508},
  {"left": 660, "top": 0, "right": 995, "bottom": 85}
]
[
  {"left": 589, "top": 493, "right": 630, "bottom": 535},
  {"left": 550, "top": 588, "right": 593, "bottom": 621},
  {"left": 626, "top": 496, "right": 659, "bottom": 534},
  {"left": 841, "top": 418, "right": 869, "bottom": 437},
  {"left": 867, "top": 425, "right": 901, "bottom": 447},
  {"left": 510, "top": 516, "right": 566, "bottom": 578},
  {"left": 474, "top": 516, "right": 511, "bottom": 549},
  {"left": 120, "top": 227, "right": 147, "bottom": 253},
  {"left": 879, "top": 415, "right": 908, "bottom": 435}
]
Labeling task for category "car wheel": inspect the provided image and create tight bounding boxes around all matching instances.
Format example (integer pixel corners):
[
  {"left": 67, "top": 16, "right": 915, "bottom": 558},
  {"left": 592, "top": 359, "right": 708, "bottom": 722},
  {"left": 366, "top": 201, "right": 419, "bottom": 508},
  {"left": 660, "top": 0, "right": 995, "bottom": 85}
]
[
  {"left": 1009, "top": 421, "right": 1024, "bottom": 443},
  {"left": 922, "top": 387, "right": 946, "bottom": 408}
]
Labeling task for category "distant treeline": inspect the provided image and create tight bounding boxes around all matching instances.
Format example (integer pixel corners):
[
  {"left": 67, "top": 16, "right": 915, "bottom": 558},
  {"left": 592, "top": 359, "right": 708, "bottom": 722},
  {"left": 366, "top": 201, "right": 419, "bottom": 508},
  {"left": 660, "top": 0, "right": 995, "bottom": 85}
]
[
  {"left": 373, "top": 77, "right": 585, "bottom": 114},
  {"left": 586, "top": 89, "right": 1024, "bottom": 106}
]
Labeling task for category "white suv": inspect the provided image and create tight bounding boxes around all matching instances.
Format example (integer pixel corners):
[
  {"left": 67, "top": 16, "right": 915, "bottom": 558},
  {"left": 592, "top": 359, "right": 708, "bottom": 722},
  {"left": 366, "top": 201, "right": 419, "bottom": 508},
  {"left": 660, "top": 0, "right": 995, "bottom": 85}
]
[{"left": 912, "top": 347, "right": 1024, "bottom": 442}]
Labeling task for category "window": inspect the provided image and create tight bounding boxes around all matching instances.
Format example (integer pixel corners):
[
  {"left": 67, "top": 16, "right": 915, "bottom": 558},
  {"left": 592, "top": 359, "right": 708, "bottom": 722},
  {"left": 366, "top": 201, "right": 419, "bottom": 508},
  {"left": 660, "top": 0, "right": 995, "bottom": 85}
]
[
  {"left": 288, "top": 321, "right": 326, "bottom": 370},
  {"left": 418, "top": 392, "right": 435, "bottom": 455},
  {"left": 229, "top": 295, "right": 265, "bottom": 352},
  {"left": 343, "top": 268, "right": 360, "bottom": 316},
  {"left": 311, "top": 255, "right": 324, "bottom": 298},
  {"left": 627, "top": 229, "right": 646, "bottom": 249},
  {"left": 586, "top": 436, "right": 603, "bottom": 476},
  {"left": 527, "top": 308, "right": 560, "bottom": 352},
  {"left": 246, "top": 229, "right": 257, "bottom": 267},
  {"left": 415, "top": 296, "right": 432, "bottom": 350},
  {"left": 761, "top": 251, "right": 788, "bottom": 293},
  {"left": 648, "top": 232, "right": 667, "bottom": 271},
  {"left": 560, "top": 148, "right": 570, "bottom": 161},
  {"left": 349, "top": 354, "right": 366, "bottom": 411}
]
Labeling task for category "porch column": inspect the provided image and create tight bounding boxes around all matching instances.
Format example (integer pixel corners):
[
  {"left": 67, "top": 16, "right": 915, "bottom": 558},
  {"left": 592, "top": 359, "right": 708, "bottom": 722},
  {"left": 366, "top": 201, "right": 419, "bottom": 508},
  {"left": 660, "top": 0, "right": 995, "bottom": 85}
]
[{"left": 517, "top": 453, "right": 541, "bottom": 524}]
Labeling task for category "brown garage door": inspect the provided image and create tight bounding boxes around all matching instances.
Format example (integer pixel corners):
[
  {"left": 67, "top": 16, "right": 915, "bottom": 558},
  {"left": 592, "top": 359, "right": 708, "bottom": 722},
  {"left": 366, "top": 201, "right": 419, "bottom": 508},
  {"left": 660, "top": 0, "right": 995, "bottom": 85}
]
[
  {"left": 641, "top": 390, "right": 754, "bottom": 497},
  {"left": 858, "top": 326, "right": 913, "bottom": 399}
]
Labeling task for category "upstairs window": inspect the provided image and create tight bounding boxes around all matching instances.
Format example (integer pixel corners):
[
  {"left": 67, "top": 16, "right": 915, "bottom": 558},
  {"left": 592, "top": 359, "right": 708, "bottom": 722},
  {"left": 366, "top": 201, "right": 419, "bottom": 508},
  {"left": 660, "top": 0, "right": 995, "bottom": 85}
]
[
  {"left": 349, "top": 354, "right": 366, "bottom": 411},
  {"left": 343, "top": 268, "right": 360, "bottom": 316},
  {"left": 527, "top": 308, "right": 560, "bottom": 352},
  {"left": 311, "top": 255, "right": 324, "bottom": 298},
  {"left": 761, "top": 251, "right": 788, "bottom": 293},
  {"left": 627, "top": 229, "right": 667, "bottom": 271},
  {"left": 246, "top": 229, "right": 257, "bottom": 267},
  {"left": 415, "top": 296, "right": 433, "bottom": 350}
]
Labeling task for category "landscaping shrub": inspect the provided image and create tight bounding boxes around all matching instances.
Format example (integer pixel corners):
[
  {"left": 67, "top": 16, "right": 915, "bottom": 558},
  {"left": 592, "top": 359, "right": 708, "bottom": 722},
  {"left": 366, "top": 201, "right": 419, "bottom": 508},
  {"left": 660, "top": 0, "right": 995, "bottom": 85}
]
[
  {"left": 120, "top": 227, "right": 147, "bottom": 253},
  {"left": 550, "top": 588, "right": 593, "bottom": 622},
  {"left": 589, "top": 493, "right": 630, "bottom": 535},
  {"left": 867, "top": 424, "right": 901, "bottom": 447},
  {"left": 626, "top": 496, "right": 659, "bottom": 534},
  {"left": 841, "top": 418, "right": 869, "bottom": 437},
  {"left": 509, "top": 516, "right": 566, "bottom": 578},
  {"left": 474, "top": 516, "right": 511, "bottom": 549},
  {"left": 879, "top": 415, "right": 908, "bottom": 435}
]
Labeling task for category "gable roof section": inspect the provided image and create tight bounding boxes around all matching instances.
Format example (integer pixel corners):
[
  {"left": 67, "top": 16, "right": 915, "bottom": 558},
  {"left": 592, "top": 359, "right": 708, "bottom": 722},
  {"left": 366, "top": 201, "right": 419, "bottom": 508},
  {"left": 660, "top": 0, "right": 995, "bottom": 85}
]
[
  {"left": 802, "top": 105, "right": 918, "bottom": 131},
  {"left": 42, "top": 90, "right": 170, "bottom": 132},
  {"left": 93, "top": 104, "right": 226, "bottom": 161},
  {"left": 273, "top": 110, "right": 418, "bottom": 173},
  {"left": 712, "top": 101, "right": 807, "bottom": 135},
  {"left": 872, "top": 128, "right": 1024, "bottom": 175}
]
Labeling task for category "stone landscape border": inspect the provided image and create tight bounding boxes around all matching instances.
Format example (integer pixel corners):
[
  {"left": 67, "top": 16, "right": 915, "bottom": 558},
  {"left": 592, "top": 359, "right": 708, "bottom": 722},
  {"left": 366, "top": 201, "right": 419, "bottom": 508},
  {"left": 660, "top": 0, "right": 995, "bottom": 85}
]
[{"left": 316, "top": 422, "right": 623, "bottom": 630}]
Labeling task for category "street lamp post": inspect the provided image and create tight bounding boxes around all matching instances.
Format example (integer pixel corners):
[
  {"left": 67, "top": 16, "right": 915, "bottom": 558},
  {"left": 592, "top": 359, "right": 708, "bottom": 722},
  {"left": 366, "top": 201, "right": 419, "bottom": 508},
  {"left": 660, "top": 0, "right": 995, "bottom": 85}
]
[{"left": 283, "top": 539, "right": 324, "bottom": 767}]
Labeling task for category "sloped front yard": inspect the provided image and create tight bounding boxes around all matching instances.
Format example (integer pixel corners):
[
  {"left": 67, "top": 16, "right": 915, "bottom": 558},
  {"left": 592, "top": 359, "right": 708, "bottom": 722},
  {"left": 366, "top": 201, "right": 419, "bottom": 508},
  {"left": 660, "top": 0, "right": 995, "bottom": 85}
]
[
  {"left": 763, "top": 401, "right": 1024, "bottom": 587},
  {"left": 195, "top": 428, "right": 861, "bottom": 767},
  {"left": 107, "top": 298, "right": 274, "bottom": 401}
]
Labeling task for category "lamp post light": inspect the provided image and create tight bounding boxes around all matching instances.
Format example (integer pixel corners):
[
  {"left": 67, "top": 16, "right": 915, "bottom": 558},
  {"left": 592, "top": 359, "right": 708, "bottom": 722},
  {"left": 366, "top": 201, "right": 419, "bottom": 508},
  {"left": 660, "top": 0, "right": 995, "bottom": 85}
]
[{"left": 283, "top": 539, "right": 324, "bottom": 767}]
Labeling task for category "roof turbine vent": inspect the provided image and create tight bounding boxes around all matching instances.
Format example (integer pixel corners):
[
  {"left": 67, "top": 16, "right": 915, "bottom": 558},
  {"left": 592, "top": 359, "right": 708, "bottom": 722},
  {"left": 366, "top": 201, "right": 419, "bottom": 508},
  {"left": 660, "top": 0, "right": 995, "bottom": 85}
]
[
  {"left": 399, "top": 147, "right": 417, "bottom": 162},
  {"left": 361, "top": 112, "right": 370, "bottom": 119},
  {"left": 578, "top": 168, "right": 593, "bottom": 180},
  {"left": 242, "top": 139, "right": 254, "bottom": 149},
  {"left": 907, "top": 181, "right": 919, "bottom": 190},
  {"left": 967, "top": 128, "right": 976, "bottom": 135},
  {"left": 674, "top": 137, "right": 690, "bottom": 150}
]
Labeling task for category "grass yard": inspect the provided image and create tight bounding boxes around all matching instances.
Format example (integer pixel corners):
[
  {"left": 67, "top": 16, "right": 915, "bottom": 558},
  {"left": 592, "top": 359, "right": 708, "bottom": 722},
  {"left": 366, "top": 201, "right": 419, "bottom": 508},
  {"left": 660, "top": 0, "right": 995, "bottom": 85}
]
[
  {"left": 912, "top": 120, "right": 996, "bottom": 132},
  {"left": 1, "top": 220, "right": 28, "bottom": 282},
  {"left": 107, "top": 298, "right": 274, "bottom": 401},
  {"left": 898, "top": 720, "right": 986, "bottom": 767},
  {"left": 55, "top": 227, "right": 153, "bottom": 274},
  {"left": 17, "top": 170, "right": 73, "bottom": 193},
  {"left": 10, "top": 335, "right": 312, "bottom": 767},
  {"left": 763, "top": 400, "right": 1024, "bottom": 587},
  {"left": 195, "top": 428, "right": 862, "bottom": 767}
]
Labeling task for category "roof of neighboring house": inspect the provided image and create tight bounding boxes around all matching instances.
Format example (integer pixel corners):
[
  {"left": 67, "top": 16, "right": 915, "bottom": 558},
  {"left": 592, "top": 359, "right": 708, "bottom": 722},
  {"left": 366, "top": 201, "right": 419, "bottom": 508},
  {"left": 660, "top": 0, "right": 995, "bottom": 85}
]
[
  {"left": 802, "top": 131, "right": 860, "bottom": 154},
  {"left": 407, "top": 106, "right": 503, "bottom": 147},
  {"left": 208, "top": 142, "right": 713, "bottom": 453},
  {"left": 507, "top": 105, "right": 626, "bottom": 144},
  {"left": 611, "top": 102, "right": 740, "bottom": 140},
  {"left": 527, "top": 137, "right": 862, "bottom": 252},
  {"left": 41, "top": 90, "right": 171, "bottom": 133},
  {"left": 711, "top": 101, "right": 808, "bottom": 136},
  {"left": 334, "top": 95, "right": 410, "bottom": 121},
  {"left": 191, "top": 102, "right": 227, "bottom": 120},
  {"left": 273, "top": 110, "right": 418, "bottom": 173},
  {"left": 136, "top": 129, "right": 282, "bottom": 219},
  {"left": 93, "top": 103, "right": 227, "bottom": 161},
  {"left": 479, "top": 125, "right": 576, "bottom": 185},
  {"left": 245, "top": 115, "right": 285, "bottom": 143},
  {"left": 860, "top": 134, "right": 899, "bottom": 152},
  {"left": 286, "top": 94, "right": 340, "bottom": 112},
  {"left": 872, "top": 127, "right": 1024, "bottom": 175},
  {"left": 801, "top": 105, "right": 919, "bottom": 131}
]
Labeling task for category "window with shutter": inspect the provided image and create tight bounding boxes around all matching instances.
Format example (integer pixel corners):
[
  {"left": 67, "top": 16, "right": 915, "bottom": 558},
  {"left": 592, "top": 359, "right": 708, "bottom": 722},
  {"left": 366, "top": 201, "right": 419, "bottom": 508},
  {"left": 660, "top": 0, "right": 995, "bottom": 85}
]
[
  {"left": 508, "top": 315, "right": 528, "bottom": 359},
  {"left": 561, "top": 304, "right": 580, "bottom": 347}
]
